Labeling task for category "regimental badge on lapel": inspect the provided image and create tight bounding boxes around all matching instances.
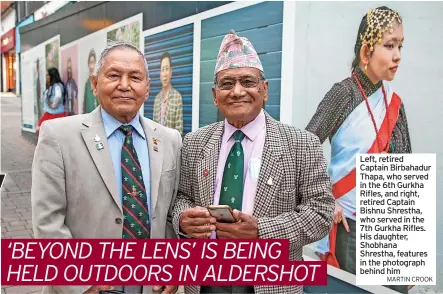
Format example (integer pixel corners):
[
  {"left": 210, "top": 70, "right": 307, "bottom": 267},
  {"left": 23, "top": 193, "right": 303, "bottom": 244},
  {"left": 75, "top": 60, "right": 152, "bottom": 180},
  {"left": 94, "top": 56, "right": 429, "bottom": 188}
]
[
  {"left": 94, "top": 134, "right": 104, "bottom": 150},
  {"left": 153, "top": 137, "right": 158, "bottom": 152}
]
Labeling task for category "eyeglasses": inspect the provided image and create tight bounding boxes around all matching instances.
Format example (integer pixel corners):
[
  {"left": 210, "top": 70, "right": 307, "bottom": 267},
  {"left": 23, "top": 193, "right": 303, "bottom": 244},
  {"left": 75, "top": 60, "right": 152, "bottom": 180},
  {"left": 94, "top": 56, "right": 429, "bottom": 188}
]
[{"left": 215, "top": 75, "right": 263, "bottom": 90}]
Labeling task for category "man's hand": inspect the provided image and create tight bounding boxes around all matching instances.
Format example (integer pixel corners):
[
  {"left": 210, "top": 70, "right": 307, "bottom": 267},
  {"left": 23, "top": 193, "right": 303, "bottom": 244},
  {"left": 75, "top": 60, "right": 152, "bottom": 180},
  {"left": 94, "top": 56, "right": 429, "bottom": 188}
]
[
  {"left": 334, "top": 202, "right": 350, "bottom": 232},
  {"left": 180, "top": 206, "right": 216, "bottom": 238},
  {"left": 153, "top": 285, "right": 178, "bottom": 294},
  {"left": 215, "top": 210, "right": 258, "bottom": 239},
  {"left": 83, "top": 286, "right": 114, "bottom": 293}
]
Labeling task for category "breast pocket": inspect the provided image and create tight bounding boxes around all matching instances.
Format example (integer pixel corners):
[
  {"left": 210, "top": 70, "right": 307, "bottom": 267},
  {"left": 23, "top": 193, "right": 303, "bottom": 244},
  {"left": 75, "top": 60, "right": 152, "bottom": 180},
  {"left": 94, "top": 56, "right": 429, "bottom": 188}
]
[
  {"left": 160, "top": 167, "right": 176, "bottom": 197},
  {"left": 279, "top": 179, "right": 297, "bottom": 194},
  {"left": 279, "top": 165, "right": 298, "bottom": 193},
  {"left": 161, "top": 168, "right": 176, "bottom": 180},
  {"left": 272, "top": 188, "right": 299, "bottom": 213}
]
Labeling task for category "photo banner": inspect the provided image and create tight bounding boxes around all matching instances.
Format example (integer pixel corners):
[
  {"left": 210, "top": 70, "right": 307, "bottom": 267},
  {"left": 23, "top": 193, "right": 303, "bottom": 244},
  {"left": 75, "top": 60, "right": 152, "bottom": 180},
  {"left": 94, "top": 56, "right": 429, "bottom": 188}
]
[
  {"left": 21, "top": 35, "right": 60, "bottom": 132},
  {"left": 199, "top": 1, "right": 283, "bottom": 127},
  {"left": 60, "top": 44, "right": 79, "bottom": 115},
  {"left": 144, "top": 24, "right": 194, "bottom": 136}
]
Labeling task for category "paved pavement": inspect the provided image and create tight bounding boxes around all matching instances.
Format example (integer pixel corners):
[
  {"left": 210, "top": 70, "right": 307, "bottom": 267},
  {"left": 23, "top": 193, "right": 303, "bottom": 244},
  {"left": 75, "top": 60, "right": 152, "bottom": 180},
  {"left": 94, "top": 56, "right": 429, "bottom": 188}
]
[{"left": 1, "top": 94, "right": 40, "bottom": 294}]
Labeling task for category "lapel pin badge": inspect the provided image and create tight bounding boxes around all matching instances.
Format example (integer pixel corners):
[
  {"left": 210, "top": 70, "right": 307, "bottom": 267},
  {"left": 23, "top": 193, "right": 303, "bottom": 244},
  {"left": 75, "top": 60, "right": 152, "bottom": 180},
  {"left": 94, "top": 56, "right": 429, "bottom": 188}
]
[
  {"left": 267, "top": 177, "right": 273, "bottom": 186},
  {"left": 153, "top": 137, "right": 159, "bottom": 152},
  {"left": 94, "top": 134, "right": 101, "bottom": 142},
  {"left": 203, "top": 169, "right": 209, "bottom": 177},
  {"left": 96, "top": 142, "right": 104, "bottom": 150}
]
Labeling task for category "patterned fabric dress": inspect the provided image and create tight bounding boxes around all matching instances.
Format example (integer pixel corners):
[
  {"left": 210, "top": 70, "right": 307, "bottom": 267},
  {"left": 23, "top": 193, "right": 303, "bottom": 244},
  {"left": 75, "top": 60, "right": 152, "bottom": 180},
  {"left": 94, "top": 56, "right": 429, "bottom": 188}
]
[
  {"left": 306, "top": 67, "right": 411, "bottom": 293},
  {"left": 306, "top": 67, "right": 411, "bottom": 153}
]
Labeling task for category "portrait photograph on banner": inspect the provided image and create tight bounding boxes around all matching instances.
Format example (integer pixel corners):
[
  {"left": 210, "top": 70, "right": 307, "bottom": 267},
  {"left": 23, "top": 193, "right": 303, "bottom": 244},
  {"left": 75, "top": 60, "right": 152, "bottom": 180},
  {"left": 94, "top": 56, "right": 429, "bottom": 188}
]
[
  {"left": 20, "top": 35, "right": 60, "bottom": 132},
  {"left": 20, "top": 47, "right": 45, "bottom": 131},
  {"left": 45, "top": 39, "right": 60, "bottom": 70},
  {"left": 199, "top": 1, "right": 283, "bottom": 127},
  {"left": 143, "top": 23, "right": 194, "bottom": 136},
  {"left": 107, "top": 20, "right": 141, "bottom": 47},
  {"left": 60, "top": 44, "right": 79, "bottom": 115},
  {"left": 104, "top": 13, "right": 143, "bottom": 51},
  {"left": 33, "top": 54, "right": 46, "bottom": 128},
  {"left": 77, "top": 32, "right": 105, "bottom": 114}
]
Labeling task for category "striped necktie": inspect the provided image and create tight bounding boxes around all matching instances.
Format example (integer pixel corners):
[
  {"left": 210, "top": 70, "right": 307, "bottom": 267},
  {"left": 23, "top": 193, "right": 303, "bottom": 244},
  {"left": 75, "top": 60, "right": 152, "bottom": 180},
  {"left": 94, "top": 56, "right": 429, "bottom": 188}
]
[{"left": 119, "top": 125, "right": 150, "bottom": 239}]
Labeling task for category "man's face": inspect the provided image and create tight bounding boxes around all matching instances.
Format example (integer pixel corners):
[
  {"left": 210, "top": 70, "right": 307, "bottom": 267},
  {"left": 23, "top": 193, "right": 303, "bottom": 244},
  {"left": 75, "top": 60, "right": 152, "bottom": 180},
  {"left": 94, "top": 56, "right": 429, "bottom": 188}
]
[
  {"left": 91, "top": 47, "right": 150, "bottom": 122},
  {"left": 160, "top": 57, "right": 172, "bottom": 89},
  {"left": 212, "top": 67, "right": 268, "bottom": 123},
  {"left": 67, "top": 60, "right": 73, "bottom": 80}
]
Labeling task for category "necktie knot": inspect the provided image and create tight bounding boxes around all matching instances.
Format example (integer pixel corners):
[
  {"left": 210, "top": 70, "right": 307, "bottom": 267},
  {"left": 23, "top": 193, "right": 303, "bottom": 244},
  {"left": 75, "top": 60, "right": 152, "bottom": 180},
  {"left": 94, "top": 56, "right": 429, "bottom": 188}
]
[
  {"left": 220, "top": 130, "right": 245, "bottom": 211},
  {"left": 120, "top": 125, "right": 134, "bottom": 136},
  {"left": 233, "top": 130, "right": 245, "bottom": 142}
]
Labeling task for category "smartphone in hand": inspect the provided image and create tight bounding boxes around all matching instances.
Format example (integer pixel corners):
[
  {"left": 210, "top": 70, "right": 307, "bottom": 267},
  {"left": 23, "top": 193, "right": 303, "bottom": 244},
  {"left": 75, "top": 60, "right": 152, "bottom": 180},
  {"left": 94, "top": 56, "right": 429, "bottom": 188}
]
[{"left": 207, "top": 205, "right": 237, "bottom": 223}]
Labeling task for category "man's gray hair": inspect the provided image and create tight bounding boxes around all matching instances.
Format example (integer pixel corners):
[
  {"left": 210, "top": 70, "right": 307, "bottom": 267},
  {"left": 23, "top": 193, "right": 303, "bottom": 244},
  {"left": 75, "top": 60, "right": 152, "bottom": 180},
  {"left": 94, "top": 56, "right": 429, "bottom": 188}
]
[{"left": 93, "top": 41, "right": 149, "bottom": 79}]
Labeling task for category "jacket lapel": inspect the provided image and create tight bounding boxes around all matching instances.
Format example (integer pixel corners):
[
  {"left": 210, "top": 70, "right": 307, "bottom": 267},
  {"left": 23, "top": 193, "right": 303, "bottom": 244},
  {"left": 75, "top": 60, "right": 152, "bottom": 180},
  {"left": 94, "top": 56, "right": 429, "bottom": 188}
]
[
  {"left": 253, "top": 113, "right": 284, "bottom": 217},
  {"left": 140, "top": 117, "right": 163, "bottom": 217},
  {"left": 197, "top": 122, "right": 224, "bottom": 207},
  {"left": 80, "top": 107, "right": 121, "bottom": 212}
]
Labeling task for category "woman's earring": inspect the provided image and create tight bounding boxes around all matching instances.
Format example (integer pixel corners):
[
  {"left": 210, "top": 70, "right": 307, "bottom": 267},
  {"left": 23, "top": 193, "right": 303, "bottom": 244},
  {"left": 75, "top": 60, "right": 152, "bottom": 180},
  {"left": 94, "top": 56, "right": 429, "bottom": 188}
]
[{"left": 364, "top": 64, "right": 368, "bottom": 73}]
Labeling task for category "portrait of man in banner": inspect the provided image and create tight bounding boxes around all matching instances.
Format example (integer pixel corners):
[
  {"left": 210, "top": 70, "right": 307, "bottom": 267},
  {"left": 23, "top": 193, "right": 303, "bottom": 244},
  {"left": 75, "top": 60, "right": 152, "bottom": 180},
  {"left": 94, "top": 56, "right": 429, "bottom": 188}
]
[
  {"left": 152, "top": 52, "right": 183, "bottom": 135},
  {"left": 83, "top": 49, "right": 98, "bottom": 113}
]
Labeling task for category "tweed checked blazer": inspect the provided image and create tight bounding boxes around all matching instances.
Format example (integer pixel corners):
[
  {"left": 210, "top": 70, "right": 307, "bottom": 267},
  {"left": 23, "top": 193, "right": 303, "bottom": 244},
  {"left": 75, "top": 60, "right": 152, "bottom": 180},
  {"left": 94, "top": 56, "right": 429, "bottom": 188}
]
[{"left": 172, "top": 112, "right": 335, "bottom": 294}]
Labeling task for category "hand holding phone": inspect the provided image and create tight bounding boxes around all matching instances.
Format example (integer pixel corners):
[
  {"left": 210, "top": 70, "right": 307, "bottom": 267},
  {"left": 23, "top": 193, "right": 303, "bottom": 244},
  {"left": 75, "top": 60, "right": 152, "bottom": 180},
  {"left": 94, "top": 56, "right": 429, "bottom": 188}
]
[
  {"left": 213, "top": 209, "right": 259, "bottom": 239},
  {"left": 180, "top": 206, "right": 216, "bottom": 238},
  {"left": 207, "top": 205, "right": 237, "bottom": 223}
]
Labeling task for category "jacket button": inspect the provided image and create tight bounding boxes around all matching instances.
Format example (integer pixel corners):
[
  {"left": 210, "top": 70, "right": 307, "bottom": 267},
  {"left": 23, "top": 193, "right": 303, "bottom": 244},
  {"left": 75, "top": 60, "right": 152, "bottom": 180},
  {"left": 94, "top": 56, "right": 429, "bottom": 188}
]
[{"left": 115, "top": 217, "right": 122, "bottom": 224}]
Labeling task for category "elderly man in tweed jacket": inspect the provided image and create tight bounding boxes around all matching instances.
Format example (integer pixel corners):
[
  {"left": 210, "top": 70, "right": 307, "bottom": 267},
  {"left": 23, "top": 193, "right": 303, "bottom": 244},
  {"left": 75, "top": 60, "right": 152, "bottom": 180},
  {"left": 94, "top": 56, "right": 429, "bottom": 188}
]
[{"left": 172, "top": 30, "right": 334, "bottom": 294}]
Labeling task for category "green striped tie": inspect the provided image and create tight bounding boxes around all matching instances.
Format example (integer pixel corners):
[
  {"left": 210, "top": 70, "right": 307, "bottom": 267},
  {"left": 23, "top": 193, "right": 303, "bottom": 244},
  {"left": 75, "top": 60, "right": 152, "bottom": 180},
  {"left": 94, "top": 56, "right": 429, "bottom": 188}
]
[
  {"left": 120, "top": 125, "right": 150, "bottom": 239},
  {"left": 219, "top": 130, "right": 245, "bottom": 211}
]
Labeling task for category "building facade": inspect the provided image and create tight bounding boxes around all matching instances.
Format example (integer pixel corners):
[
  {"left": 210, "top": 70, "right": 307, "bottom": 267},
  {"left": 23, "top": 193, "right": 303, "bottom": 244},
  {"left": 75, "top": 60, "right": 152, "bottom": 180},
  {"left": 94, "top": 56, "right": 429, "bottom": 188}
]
[
  {"left": 1, "top": 1, "right": 69, "bottom": 94},
  {"left": 1, "top": 1, "right": 47, "bottom": 93},
  {"left": 1, "top": 2, "right": 17, "bottom": 93}
]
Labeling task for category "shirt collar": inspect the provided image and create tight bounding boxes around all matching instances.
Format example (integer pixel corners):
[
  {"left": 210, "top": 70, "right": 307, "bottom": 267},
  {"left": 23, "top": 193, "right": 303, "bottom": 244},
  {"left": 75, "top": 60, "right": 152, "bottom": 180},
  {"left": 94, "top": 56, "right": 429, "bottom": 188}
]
[
  {"left": 222, "top": 109, "right": 266, "bottom": 144},
  {"left": 353, "top": 66, "right": 382, "bottom": 97},
  {"left": 161, "top": 87, "right": 172, "bottom": 102},
  {"left": 100, "top": 108, "right": 145, "bottom": 140}
]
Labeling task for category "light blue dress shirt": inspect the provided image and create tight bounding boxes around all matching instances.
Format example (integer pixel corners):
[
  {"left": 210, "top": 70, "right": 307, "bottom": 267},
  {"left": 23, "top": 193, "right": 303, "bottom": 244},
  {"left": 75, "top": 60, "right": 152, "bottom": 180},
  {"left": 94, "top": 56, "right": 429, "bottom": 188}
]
[{"left": 101, "top": 109, "right": 151, "bottom": 221}]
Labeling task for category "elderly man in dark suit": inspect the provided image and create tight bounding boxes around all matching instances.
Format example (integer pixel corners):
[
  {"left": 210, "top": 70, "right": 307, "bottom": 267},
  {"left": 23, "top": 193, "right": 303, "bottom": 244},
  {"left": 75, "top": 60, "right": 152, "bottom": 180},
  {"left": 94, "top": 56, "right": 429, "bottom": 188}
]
[{"left": 172, "top": 30, "right": 335, "bottom": 294}]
